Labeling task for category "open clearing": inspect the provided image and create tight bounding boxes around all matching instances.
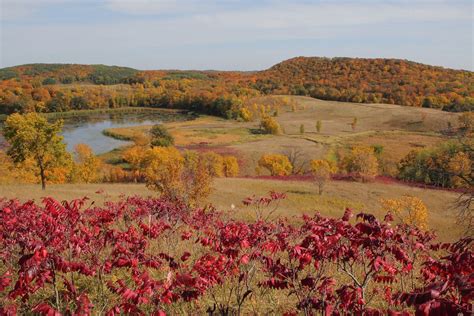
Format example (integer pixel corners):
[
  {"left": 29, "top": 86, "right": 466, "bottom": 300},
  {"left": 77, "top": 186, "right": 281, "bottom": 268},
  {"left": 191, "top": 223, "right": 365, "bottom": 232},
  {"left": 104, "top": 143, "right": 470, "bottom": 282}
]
[
  {"left": 0, "top": 177, "right": 461, "bottom": 242},
  {"left": 103, "top": 96, "right": 455, "bottom": 175},
  {"left": 1, "top": 96, "right": 463, "bottom": 242}
]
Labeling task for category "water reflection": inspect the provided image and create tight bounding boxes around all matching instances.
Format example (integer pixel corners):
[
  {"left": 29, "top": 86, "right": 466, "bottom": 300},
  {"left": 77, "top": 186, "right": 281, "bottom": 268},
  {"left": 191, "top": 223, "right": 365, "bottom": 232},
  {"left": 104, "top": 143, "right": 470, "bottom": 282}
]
[
  {"left": 0, "top": 110, "right": 189, "bottom": 155},
  {"left": 60, "top": 111, "right": 188, "bottom": 154}
]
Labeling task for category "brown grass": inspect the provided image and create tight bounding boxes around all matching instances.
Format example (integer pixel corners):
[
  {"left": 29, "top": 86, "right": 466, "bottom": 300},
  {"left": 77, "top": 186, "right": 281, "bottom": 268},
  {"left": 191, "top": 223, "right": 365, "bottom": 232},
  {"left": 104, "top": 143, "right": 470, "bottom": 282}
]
[{"left": 0, "top": 177, "right": 461, "bottom": 242}]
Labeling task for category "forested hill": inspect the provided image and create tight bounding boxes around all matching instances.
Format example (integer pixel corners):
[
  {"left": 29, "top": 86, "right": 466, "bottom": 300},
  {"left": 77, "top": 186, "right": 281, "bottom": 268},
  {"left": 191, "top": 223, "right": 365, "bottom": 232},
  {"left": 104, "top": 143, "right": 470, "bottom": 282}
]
[
  {"left": 0, "top": 57, "right": 472, "bottom": 115},
  {"left": 0, "top": 63, "right": 139, "bottom": 85},
  {"left": 254, "top": 57, "right": 474, "bottom": 112}
]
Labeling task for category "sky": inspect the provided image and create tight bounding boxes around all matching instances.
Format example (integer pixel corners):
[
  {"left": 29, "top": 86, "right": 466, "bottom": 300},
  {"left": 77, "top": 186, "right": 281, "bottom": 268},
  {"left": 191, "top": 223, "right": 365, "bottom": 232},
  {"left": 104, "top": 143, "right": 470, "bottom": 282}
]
[{"left": 0, "top": 0, "right": 473, "bottom": 71}]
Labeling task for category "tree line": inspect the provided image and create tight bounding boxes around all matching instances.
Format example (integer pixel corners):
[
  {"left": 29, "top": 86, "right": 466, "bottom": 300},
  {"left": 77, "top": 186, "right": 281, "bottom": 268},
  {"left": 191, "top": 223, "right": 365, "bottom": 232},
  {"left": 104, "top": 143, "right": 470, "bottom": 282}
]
[{"left": 1, "top": 57, "right": 472, "bottom": 116}]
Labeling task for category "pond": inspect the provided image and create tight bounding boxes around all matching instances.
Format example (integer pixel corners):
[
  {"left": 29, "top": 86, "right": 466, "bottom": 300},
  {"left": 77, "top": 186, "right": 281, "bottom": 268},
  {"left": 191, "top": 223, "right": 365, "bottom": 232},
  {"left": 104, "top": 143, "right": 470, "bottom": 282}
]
[{"left": 0, "top": 109, "right": 192, "bottom": 155}]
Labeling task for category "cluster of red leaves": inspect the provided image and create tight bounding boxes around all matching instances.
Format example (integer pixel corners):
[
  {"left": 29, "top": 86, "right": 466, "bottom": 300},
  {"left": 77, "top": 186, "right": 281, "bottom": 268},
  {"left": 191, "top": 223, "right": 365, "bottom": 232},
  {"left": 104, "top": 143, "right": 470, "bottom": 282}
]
[{"left": 0, "top": 193, "right": 472, "bottom": 315}]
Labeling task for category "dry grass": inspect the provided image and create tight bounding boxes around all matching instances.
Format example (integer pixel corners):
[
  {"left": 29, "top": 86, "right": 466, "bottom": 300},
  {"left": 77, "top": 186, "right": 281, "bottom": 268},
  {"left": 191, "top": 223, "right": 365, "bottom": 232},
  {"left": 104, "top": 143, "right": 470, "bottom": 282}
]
[
  {"left": 0, "top": 177, "right": 461, "bottom": 242},
  {"left": 1, "top": 96, "right": 462, "bottom": 243},
  {"left": 99, "top": 96, "right": 457, "bottom": 175}
]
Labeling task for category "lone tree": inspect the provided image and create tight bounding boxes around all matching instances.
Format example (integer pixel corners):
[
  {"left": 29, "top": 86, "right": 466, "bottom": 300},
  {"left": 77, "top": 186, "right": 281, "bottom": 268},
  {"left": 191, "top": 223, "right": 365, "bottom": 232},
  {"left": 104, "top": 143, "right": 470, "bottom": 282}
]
[
  {"left": 351, "top": 117, "right": 358, "bottom": 131},
  {"left": 311, "top": 159, "right": 336, "bottom": 195},
  {"left": 3, "top": 113, "right": 70, "bottom": 190},
  {"left": 299, "top": 124, "right": 305, "bottom": 134},
  {"left": 316, "top": 120, "right": 322, "bottom": 133},
  {"left": 150, "top": 124, "right": 174, "bottom": 147}
]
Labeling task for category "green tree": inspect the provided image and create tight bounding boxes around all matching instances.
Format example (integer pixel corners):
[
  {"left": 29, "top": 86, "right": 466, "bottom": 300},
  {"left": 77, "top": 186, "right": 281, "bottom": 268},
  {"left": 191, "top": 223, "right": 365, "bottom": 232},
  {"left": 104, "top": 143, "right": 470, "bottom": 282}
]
[
  {"left": 316, "top": 120, "right": 322, "bottom": 133},
  {"left": 150, "top": 124, "right": 174, "bottom": 147},
  {"left": 3, "top": 113, "right": 71, "bottom": 189}
]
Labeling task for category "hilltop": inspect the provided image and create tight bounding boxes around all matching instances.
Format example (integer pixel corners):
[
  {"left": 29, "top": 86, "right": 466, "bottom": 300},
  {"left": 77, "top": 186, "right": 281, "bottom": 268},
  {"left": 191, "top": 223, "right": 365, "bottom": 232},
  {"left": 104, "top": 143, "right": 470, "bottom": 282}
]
[
  {"left": 0, "top": 63, "right": 139, "bottom": 85},
  {"left": 255, "top": 57, "right": 474, "bottom": 111}
]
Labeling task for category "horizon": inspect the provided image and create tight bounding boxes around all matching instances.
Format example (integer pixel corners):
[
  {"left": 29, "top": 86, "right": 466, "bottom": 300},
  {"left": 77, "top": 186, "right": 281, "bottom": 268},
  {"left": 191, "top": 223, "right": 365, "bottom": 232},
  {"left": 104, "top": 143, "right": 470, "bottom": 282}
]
[
  {"left": 1, "top": 55, "right": 473, "bottom": 73},
  {"left": 1, "top": 0, "right": 473, "bottom": 71}
]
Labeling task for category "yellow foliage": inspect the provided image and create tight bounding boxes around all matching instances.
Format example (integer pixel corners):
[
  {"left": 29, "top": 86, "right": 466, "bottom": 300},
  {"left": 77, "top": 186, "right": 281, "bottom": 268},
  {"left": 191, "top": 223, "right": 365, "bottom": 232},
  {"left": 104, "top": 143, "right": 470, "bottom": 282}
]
[
  {"left": 201, "top": 151, "right": 224, "bottom": 177},
  {"left": 447, "top": 151, "right": 472, "bottom": 188},
  {"left": 341, "top": 145, "right": 379, "bottom": 179},
  {"left": 239, "top": 107, "right": 253, "bottom": 122},
  {"left": 71, "top": 143, "right": 103, "bottom": 183},
  {"left": 122, "top": 146, "right": 148, "bottom": 170},
  {"left": 310, "top": 159, "right": 336, "bottom": 195},
  {"left": 143, "top": 147, "right": 214, "bottom": 205},
  {"left": 381, "top": 195, "right": 429, "bottom": 230},
  {"left": 223, "top": 156, "right": 239, "bottom": 177},
  {"left": 258, "top": 154, "right": 293, "bottom": 176},
  {"left": 260, "top": 116, "right": 281, "bottom": 135},
  {"left": 0, "top": 151, "right": 36, "bottom": 184}
]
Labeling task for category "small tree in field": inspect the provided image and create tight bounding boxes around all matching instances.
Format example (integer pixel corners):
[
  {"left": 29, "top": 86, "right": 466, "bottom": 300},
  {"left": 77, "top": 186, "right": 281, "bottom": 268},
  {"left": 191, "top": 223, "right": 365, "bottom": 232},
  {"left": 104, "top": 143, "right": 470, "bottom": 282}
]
[
  {"left": 150, "top": 124, "right": 174, "bottom": 147},
  {"left": 351, "top": 117, "right": 358, "bottom": 131},
  {"left": 71, "top": 143, "right": 102, "bottom": 183},
  {"left": 381, "top": 195, "right": 429, "bottom": 230},
  {"left": 316, "top": 120, "right": 322, "bottom": 133},
  {"left": 299, "top": 124, "right": 305, "bottom": 134},
  {"left": 3, "top": 113, "right": 70, "bottom": 190},
  {"left": 223, "top": 155, "right": 239, "bottom": 177},
  {"left": 260, "top": 116, "right": 281, "bottom": 135},
  {"left": 311, "top": 159, "right": 336, "bottom": 195},
  {"left": 258, "top": 154, "right": 293, "bottom": 176},
  {"left": 342, "top": 145, "right": 379, "bottom": 180},
  {"left": 144, "top": 147, "right": 214, "bottom": 206}
]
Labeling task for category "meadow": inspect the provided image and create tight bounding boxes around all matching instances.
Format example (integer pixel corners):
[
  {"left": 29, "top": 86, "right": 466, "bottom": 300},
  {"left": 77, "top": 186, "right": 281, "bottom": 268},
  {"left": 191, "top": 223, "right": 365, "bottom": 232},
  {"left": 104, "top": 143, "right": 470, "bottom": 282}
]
[{"left": 1, "top": 95, "right": 463, "bottom": 241}]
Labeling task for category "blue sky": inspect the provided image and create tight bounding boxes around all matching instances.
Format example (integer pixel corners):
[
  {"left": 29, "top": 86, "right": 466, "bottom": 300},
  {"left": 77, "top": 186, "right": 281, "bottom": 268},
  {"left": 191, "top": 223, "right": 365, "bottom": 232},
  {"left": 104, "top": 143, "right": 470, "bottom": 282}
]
[{"left": 1, "top": 0, "right": 472, "bottom": 70}]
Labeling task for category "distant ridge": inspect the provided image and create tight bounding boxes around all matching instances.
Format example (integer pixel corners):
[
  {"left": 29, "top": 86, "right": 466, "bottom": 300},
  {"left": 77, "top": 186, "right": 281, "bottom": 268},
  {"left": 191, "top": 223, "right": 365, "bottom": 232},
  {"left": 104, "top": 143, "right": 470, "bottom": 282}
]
[{"left": 0, "top": 57, "right": 472, "bottom": 113}]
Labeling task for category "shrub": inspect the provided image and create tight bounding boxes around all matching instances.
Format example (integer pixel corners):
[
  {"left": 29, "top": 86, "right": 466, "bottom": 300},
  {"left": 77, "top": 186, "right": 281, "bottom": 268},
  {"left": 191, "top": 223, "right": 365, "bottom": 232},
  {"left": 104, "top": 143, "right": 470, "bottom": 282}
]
[
  {"left": 316, "top": 120, "right": 322, "bottom": 133},
  {"left": 223, "top": 155, "right": 239, "bottom": 177},
  {"left": 70, "top": 143, "right": 102, "bottom": 183},
  {"left": 260, "top": 116, "right": 281, "bottom": 135},
  {"left": 381, "top": 195, "right": 429, "bottom": 230},
  {"left": 341, "top": 145, "right": 379, "bottom": 180},
  {"left": 310, "top": 159, "right": 337, "bottom": 195},
  {"left": 0, "top": 194, "right": 471, "bottom": 315},
  {"left": 150, "top": 124, "right": 174, "bottom": 147},
  {"left": 258, "top": 154, "right": 293, "bottom": 176}
]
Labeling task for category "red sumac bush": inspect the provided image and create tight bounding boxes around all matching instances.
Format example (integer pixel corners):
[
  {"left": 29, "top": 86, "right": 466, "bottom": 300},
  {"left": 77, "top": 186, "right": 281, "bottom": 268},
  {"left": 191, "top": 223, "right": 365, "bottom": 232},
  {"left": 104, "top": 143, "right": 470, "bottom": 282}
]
[{"left": 0, "top": 193, "right": 472, "bottom": 315}]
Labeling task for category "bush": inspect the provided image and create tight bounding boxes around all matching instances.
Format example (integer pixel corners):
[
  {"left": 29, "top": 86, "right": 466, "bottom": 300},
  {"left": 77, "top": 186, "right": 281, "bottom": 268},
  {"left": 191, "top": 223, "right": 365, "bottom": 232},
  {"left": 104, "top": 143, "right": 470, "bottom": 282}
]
[
  {"left": 150, "top": 124, "right": 174, "bottom": 147},
  {"left": 258, "top": 154, "right": 293, "bottom": 176},
  {"left": 223, "top": 155, "right": 239, "bottom": 177},
  {"left": 0, "top": 194, "right": 471, "bottom": 315},
  {"left": 341, "top": 145, "right": 379, "bottom": 180},
  {"left": 260, "top": 116, "right": 281, "bottom": 135}
]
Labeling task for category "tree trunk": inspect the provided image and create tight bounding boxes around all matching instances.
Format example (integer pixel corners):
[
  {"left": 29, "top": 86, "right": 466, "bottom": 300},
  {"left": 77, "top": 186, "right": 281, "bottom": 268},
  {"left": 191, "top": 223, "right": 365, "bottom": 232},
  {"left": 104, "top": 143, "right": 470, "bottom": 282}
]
[{"left": 39, "top": 161, "right": 46, "bottom": 190}]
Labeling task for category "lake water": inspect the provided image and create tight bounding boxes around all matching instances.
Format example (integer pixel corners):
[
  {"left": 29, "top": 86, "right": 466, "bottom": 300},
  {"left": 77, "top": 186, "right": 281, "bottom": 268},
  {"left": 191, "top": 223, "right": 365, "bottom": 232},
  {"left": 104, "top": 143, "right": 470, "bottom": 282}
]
[{"left": 0, "top": 110, "right": 190, "bottom": 155}]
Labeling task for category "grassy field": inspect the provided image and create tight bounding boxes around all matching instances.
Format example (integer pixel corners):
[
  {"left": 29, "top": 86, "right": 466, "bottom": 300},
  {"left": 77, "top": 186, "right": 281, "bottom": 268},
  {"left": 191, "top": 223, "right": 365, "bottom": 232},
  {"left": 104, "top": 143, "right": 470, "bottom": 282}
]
[
  {"left": 101, "top": 96, "right": 455, "bottom": 175},
  {"left": 1, "top": 96, "right": 463, "bottom": 242},
  {"left": 0, "top": 177, "right": 461, "bottom": 242}
]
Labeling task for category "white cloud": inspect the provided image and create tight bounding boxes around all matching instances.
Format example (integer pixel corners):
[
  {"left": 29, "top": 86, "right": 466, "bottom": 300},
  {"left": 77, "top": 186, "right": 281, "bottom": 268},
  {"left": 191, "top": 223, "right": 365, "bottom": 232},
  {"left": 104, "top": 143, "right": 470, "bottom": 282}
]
[{"left": 1, "top": 0, "right": 472, "bottom": 70}]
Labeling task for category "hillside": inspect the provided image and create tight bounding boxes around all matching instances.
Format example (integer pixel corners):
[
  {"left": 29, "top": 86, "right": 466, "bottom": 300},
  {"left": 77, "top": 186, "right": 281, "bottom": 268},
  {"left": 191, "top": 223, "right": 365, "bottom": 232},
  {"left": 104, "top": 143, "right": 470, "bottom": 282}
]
[
  {"left": 0, "top": 63, "right": 139, "bottom": 85},
  {"left": 255, "top": 57, "right": 474, "bottom": 111},
  {"left": 0, "top": 57, "right": 472, "bottom": 115}
]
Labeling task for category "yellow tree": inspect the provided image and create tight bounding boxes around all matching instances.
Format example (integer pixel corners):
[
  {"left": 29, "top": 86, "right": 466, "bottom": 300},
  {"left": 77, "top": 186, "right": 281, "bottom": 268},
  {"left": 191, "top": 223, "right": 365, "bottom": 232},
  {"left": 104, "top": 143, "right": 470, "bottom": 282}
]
[
  {"left": 341, "top": 145, "right": 379, "bottom": 180},
  {"left": 3, "top": 113, "right": 71, "bottom": 189},
  {"left": 260, "top": 116, "right": 281, "bottom": 135},
  {"left": 223, "top": 156, "right": 239, "bottom": 177},
  {"left": 258, "top": 154, "right": 293, "bottom": 176},
  {"left": 144, "top": 147, "right": 184, "bottom": 201},
  {"left": 144, "top": 147, "right": 214, "bottom": 206},
  {"left": 201, "top": 151, "right": 224, "bottom": 177},
  {"left": 311, "top": 159, "right": 337, "bottom": 195},
  {"left": 72, "top": 143, "right": 102, "bottom": 183},
  {"left": 381, "top": 195, "right": 429, "bottom": 230}
]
